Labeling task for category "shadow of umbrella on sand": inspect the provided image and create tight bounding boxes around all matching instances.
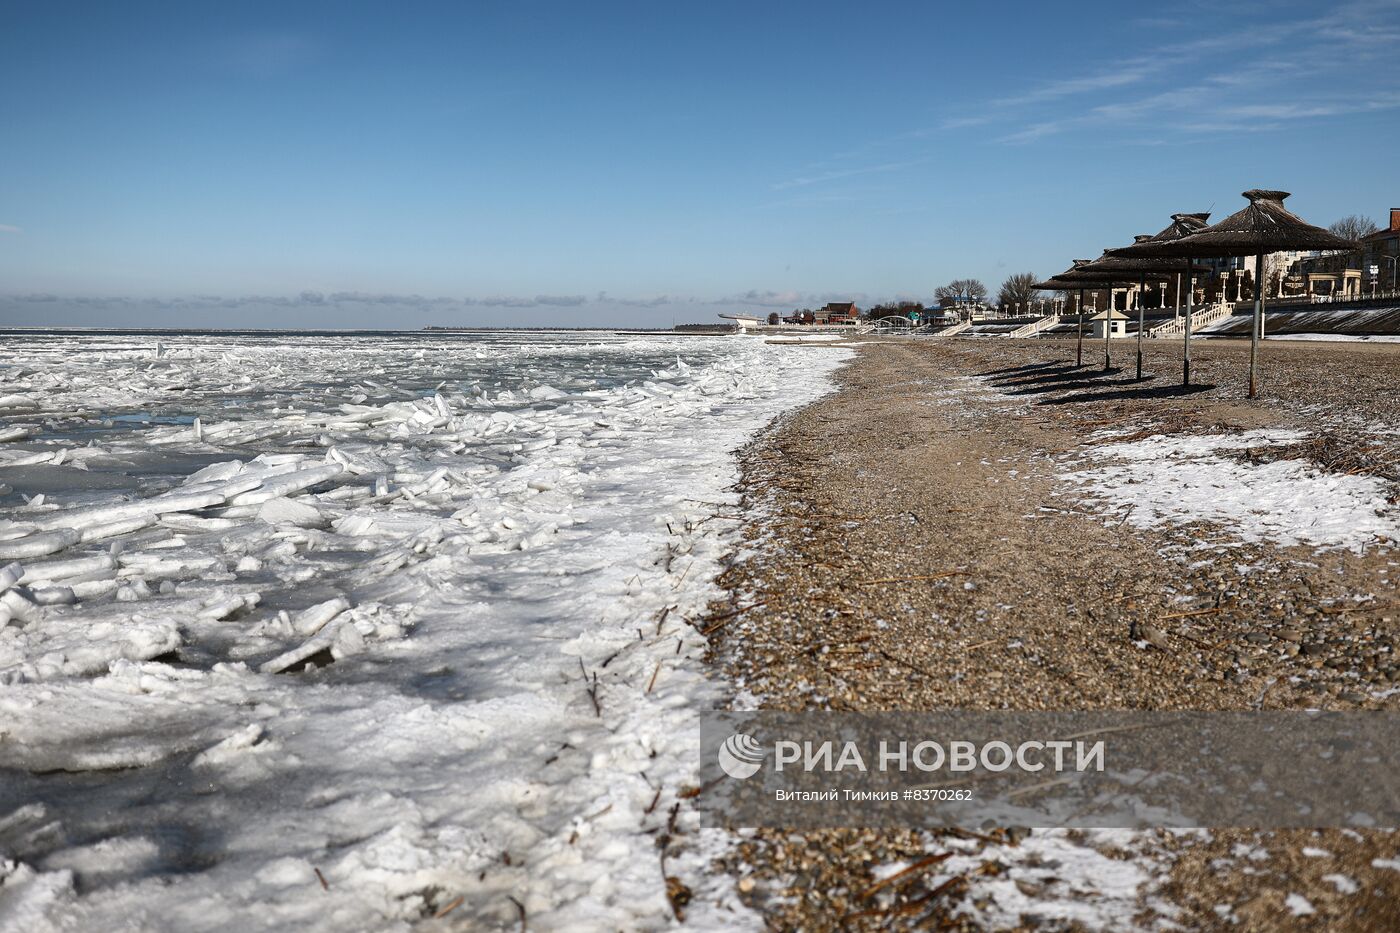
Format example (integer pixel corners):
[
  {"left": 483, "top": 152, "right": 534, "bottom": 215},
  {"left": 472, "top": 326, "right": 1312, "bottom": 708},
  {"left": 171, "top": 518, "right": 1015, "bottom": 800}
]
[{"left": 1107, "top": 190, "right": 1359, "bottom": 398}]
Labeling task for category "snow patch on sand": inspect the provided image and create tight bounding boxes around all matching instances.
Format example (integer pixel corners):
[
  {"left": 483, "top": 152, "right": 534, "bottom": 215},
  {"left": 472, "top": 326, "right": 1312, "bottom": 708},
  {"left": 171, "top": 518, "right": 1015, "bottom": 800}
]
[
  {"left": 931, "top": 830, "right": 1162, "bottom": 930},
  {"left": 1061, "top": 430, "right": 1398, "bottom": 553}
]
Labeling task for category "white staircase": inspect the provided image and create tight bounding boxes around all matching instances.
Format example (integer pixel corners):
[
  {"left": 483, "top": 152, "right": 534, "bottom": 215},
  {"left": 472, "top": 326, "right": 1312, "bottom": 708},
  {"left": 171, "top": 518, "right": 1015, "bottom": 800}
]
[
  {"left": 1005, "top": 314, "right": 1060, "bottom": 338},
  {"left": 1147, "top": 302, "right": 1234, "bottom": 339},
  {"left": 931, "top": 321, "right": 973, "bottom": 337}
]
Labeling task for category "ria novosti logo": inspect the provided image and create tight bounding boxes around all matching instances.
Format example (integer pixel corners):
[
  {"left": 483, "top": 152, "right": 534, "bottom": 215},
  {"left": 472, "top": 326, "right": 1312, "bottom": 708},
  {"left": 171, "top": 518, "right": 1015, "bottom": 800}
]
[{"left": 717, "top": 732, "right": 764, "bottom": 779}]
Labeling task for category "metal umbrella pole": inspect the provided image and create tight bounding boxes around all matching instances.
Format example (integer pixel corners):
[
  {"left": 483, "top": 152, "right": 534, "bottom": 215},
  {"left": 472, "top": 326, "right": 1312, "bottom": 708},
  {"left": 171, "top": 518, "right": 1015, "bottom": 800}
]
[
  {"left": 1103, "top": 288, "right": 1113, "bottom": 370},
  {"left": 1248, "top": 250, "right": 1267, "bottom": 398},
  {"left": 1135, "top": 273, "right": 1147, "bottom": 380},
  {"left": 1259, "top": 268, "right": 1268, "bottom": 339},
  {"left": 1076, "top": 289, "right": 1085, "bottom": 367},
  {"left": 1182, "top": 262, "right": 1195, "bottom": 387}
]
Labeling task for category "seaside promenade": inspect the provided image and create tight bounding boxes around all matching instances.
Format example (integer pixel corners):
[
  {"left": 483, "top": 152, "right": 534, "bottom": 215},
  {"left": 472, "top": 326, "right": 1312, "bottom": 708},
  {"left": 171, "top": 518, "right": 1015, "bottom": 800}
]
[{"left": 707, "top": 336, "right": 1400, "bottom": 930}]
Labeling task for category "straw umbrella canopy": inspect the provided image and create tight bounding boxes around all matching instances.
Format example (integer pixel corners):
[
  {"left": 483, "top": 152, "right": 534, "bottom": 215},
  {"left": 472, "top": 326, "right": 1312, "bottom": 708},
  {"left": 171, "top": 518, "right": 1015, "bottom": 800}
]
[
  {"left": 1129, "top": 211, "right": 1211, "bottom": 386},
  {"left": 1072, "top": 241, "right": 1212, "bottom": 381},
  {"left": 1055, "top": 255, "right": 1171, "bottom": 372},
  {"left": 1106, "top": 190, "right": 1360, "bottom": 397},
  {"left": 1035, "top": 260, "right": 1102, "bottom": 367},
  {"left": 1033, "top": 276, "right": 1092, "bottom": 366}
]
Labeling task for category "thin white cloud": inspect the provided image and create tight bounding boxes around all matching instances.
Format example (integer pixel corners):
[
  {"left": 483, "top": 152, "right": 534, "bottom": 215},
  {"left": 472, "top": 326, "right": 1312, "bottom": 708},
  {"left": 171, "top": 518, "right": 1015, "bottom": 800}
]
[
  {"left": 713, "top": 289, "right": 804, "bottom": 307},
  {"left": 772, "top": 158, "right": 928, "bottom": 190},
  {"left": 977, "top": 1, "right": 1400, "bottom": 145},
  {"left": 997, "top": 121, "right": 1070, "bottom": 145},
  {"left": 938, "top": 114, "right": 998, "bottom": 130},
  {"left": 991, "top": 64, "right": 1157, "bottom": 107},
  {"left": 711, "top": 290, "right": 877, "bottom": 308},
  {"left": 0, "top": 224, "right": 21, "bottom": 234}
]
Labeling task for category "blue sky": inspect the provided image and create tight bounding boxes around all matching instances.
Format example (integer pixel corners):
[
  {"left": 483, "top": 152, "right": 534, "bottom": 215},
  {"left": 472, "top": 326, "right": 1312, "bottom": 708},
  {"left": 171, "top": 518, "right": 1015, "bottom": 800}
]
[{"left": 3, "top": 0, "right": 1398, "bottom": 328}]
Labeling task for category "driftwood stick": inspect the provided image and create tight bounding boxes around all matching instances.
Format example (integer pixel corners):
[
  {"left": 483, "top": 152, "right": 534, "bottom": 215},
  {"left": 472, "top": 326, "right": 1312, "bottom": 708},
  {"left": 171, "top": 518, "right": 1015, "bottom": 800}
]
[
  {"left": 857, "top": 852, "right": 952, "bottom": 900},
  {"left": 699, "top": 600, "right": 767, "bottom": 635},
  {"left": 507, "top": 895, "right": 527, "bottom": 932}
]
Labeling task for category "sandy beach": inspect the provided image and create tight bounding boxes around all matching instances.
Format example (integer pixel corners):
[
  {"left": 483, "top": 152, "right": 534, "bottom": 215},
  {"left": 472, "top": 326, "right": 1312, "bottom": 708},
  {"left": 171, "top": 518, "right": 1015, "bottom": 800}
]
[{"left": 708, "top": 336, "right": 1400, "bottom": 930}]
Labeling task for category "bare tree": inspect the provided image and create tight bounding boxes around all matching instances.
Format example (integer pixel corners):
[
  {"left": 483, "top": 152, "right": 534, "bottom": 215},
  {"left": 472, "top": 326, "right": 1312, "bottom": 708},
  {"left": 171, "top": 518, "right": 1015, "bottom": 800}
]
[
  {"left": 997, "top": 272, "right": 1041, "bottom": 309},
  {"left": 1328, "top": 214, "right": 1379, "bottom": 242},
  {"left": 934, "top": 279, "right": 988, "bottom": 302}
]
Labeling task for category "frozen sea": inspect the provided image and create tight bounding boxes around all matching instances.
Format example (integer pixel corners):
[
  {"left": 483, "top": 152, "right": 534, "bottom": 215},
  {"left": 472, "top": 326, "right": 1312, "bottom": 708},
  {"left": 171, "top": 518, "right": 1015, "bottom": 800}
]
[{"left": 0, "top": 330, "right": 851, "bottom": 931}]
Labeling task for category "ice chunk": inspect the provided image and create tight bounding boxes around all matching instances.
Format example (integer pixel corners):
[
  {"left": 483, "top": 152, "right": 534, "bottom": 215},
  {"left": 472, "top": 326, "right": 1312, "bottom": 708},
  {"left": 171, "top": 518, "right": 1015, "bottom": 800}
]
[
  {"left": 224, "top": 463, "right": 344, "bottom": 507},
  {"left": 27, "top": 585, "right": 77, "bottom": 606},
  {"left": 79, "top": 515, "right": 157, "bottom": 543},
  {"left": 191, "top": 724, "right": 266, "bottom": 768},
  {"left": 258, "top": 620, "right": 345, "bottom": 674},
  {"left": 291, "top": 597, "right": 350, "bottom": 637},
  {"left": 257, "top": 497, "right": 327, "bottom": 528},
  {"left": 15, "top": 553, "right": 116, "bottom": 584},
  {"left": 183, "top": 460, "right": 248, "bottom": 485},
  {"left": 0, "top": 610, "right": 182, "bottom": 683},
  {"left": 198, "top": 592, "right": 261, "bottom": 620},
  {"left": 0, "top": 861, "right": 74, "bottom": 928},
  {"left": 0, "top": 528, "right": 81, "bottom": 560}
]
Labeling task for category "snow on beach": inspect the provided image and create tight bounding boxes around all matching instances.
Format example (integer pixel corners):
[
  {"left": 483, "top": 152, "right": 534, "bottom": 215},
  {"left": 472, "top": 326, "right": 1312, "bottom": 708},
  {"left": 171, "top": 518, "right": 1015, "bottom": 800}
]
[
  {"left": 0, "top": 332, "right": 851, "bottom": 931},
  {"left": 1061, "top": 429, "right": 1400, "bottom": 553},
  {"left": 1263, "top": 333, "right": 1400, "bottom": 343}
]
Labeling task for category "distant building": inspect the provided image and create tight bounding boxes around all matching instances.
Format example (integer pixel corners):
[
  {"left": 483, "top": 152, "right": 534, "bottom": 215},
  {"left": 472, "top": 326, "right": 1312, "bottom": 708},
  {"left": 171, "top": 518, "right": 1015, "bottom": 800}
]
[
  {"left": 814, "top": 301, "right": 860, "bottom": 324},
  {"left": 1291, "top": 207, "right": 1399, "bottom": 298},
  {"left": 1361, "top": 208, "right": 1400, "bottom": 292},
  {"left": 1295, "top": 244, "right": 1363, "bottom": 298}
]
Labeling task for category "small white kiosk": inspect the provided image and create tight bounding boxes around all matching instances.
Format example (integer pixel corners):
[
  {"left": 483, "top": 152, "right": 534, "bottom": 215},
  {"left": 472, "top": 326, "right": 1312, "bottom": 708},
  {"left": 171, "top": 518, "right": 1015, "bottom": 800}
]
[{"left": 1089, "top": 308, "right": 1130, "bottom": 339}]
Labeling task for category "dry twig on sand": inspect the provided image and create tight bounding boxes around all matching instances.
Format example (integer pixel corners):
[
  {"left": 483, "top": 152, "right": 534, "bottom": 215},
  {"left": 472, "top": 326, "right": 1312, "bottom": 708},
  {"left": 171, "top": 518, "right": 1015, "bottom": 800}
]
[
  {"left": 857, "top": 853, "right": 952, "bottom": 900},
  {"left": 699, "top": 600, "right": 767, "bottom": 635}
]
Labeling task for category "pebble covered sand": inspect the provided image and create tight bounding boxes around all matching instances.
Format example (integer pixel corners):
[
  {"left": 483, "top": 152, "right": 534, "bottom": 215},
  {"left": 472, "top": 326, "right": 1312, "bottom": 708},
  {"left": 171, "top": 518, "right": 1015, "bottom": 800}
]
[{"left": 705, "top": 336, "right": 1400, "bottom": 930}]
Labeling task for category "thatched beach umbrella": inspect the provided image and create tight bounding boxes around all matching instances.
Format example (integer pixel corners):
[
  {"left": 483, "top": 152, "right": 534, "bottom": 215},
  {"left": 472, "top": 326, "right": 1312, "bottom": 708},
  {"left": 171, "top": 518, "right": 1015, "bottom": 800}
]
[
  {"left": 1134, "top": 212, "right": 1211, "bottom": 385},
  {"left": 1035, "top": 260, "right": 1102, "bottom": 367},
  {"left": 1032, "top": 276, "right": 1092, "bottom": 367},
  {"left": 1056, "top": 259, "right": 1169, "bottom": 372},
  {"left": 1073, "top": 241, "right": 1212, "bottom": 381},
  {"left": 1150, "top": 212, "right": 1211, "bottom": 317},
  {"left": 1107, "top": 190, "right": 1359, "bottom": 397}
]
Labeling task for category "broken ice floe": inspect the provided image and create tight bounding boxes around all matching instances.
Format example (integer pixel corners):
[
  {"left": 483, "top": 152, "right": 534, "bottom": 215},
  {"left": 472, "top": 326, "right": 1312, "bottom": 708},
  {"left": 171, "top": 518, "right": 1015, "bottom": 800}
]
[{"left": 0, "top": 332, "right": 850, "bottom": 930}]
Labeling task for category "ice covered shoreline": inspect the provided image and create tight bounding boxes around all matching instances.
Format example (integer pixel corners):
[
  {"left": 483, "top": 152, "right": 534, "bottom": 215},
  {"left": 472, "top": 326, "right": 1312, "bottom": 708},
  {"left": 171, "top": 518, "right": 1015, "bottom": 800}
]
[{"left": 0, "top": 333, "right": 853, "bottom": 931}]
